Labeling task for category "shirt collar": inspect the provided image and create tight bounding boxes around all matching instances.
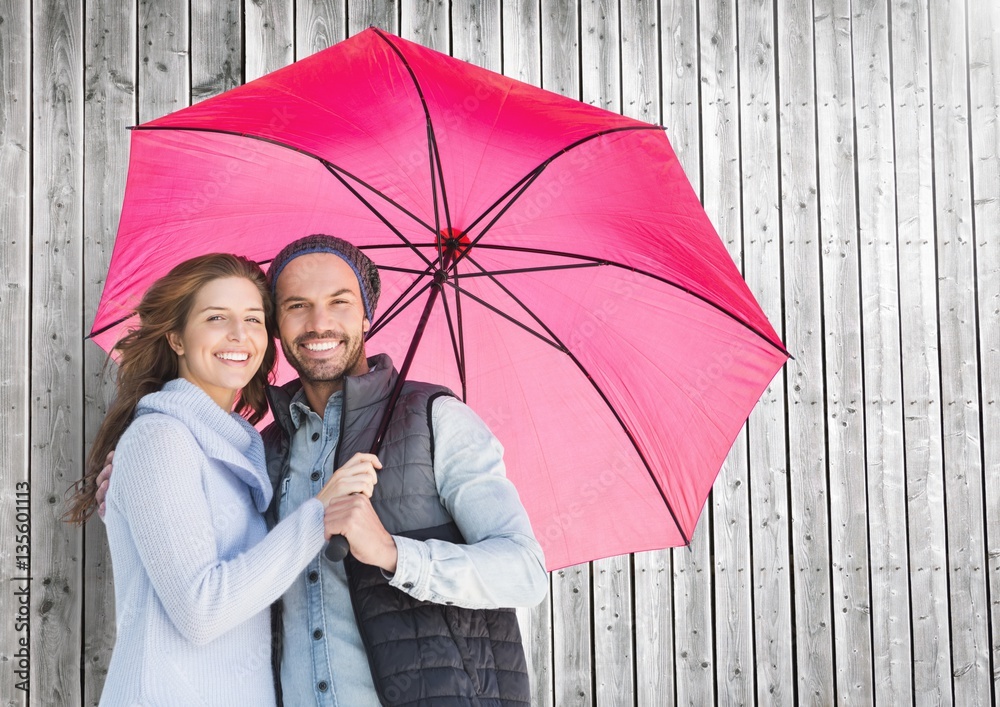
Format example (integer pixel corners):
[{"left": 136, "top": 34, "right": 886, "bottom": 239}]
[{"left": 288, "top": 386, "right": 344, "bottom": 430}]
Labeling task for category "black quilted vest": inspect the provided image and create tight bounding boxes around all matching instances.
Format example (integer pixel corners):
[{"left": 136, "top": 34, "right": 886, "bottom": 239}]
[{"left": 263, "top": 354, "right": 530, "bottom": 706}]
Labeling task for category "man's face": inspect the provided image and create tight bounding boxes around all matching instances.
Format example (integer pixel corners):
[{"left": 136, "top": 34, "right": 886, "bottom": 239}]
[{"left": 274, "top": 252, "right": 370, "bottom": 385}]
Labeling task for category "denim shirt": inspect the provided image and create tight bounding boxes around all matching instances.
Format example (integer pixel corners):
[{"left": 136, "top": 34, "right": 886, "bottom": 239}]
[{"left": 277, "top": 387, "right": 547, "bottom": 706}]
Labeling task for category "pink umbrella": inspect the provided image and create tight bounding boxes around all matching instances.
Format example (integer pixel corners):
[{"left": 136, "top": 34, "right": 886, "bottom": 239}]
[{"left": 92, "top": 27, "right": 789, "bottom": 571}]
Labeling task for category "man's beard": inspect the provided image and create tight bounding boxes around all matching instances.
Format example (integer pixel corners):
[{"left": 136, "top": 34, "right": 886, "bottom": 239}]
[{"left": 281, "top": 330, "right": 367, "bottom": 384}]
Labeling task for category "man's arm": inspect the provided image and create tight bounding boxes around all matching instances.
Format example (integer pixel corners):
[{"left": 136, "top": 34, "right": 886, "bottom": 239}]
[{"left": 387, "top": 395, "right": 548, "bottom": 609}]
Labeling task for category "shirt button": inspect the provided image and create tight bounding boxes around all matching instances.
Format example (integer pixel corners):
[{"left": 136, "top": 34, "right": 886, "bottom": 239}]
[
  {"left": 313, "top": 629, "right": 323, "bottom": 640},
  {"left": 311, "top": 432, "right": 320, "bottom": 442},
  {"left": 310, "top": 471, "right": 321, "bottom": 481},
  {"left": 318, "top": 681, "right": 329, "bottom": 692},
  {"left": 308, "top": 571, "right": 319, "bottom": 583},
  {"left": 403, "top": 582, "right": 414, "bottom": 589}
]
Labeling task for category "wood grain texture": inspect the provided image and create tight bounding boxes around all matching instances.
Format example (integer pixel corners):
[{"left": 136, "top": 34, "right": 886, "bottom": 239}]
[
  {"left": 501, "top": 0, "right": 541, "bottom": 84},
  {"left": 81, "top": 0, "right": 136, "bottom": 702},
  {"left": 890, "top": 1, "right": 952, "bottom": 703},
  {"left": 852, "top": 0, "right": 912, "bottom": 702},
  {"left": 246, "top": 0, "right": 294, "bottom": 80},
  {"left": 967, "top": 0, "right": 1000, "bottom": 694},
  {"left": 17, "top": 2, "right": 1000, "bottom": 704},
  {"left": 348, "top": 0, "right": 398, "bottom": 36},
  {"left": 928, "top": 1, "right": 991, "bottom": 702},
  {"left": 192, "top": 0, "right": 241, "bottom": 101},
  {"left": 698, "top": 0, "right": 756, "bottom": 702},
  {"left": 0, "top": 2, "right": 32, "bottom": 704},
  {"left": 30, "top": 0, "right": 84, "bottom": 703},
  {"left": 295, "top": 0, "right": 346, "bottom": 58},
  {"left": 401, "top": 0, "right": 447, "bottom": 52},
  {"left": 775, "top": 0, "right": 834, "bottom": 702},
  {"left": 736, "top": 0, "right": 794, "bottom": 702},
  {"left": 451, "top": 0, "right": 498, "bottom": 69},
  {"left": 137, "top": 0, "right": 188, "bottom": 122},
  {"left": 813, "top": 0, "right": 874, "bottom": 701}
]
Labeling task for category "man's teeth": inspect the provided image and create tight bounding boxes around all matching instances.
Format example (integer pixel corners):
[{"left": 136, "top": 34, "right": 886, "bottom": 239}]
[
  {"left": 303, "top": 341, "right": 339, "bottom": 352},
  {"left": 216, "top": 352, "right": 250, "bottom": 361}
]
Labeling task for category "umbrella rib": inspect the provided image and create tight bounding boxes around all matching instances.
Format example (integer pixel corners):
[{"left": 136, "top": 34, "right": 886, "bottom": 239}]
[
  {"left": 461, "top": 124, "right": 665, "bottom": 240},
  {"left": 436, "top": 286, "right": 468, "bottom": 400},
  {"left": 131, "top": 124, "right": 440, "bottom": 239},
  {"left": 452, "top": 262, "right": 603, "bottom": 279},
  {"left": 368, "top": 277, "right": 435, "bottom": 340},
  {"left": 442, "top": 274, "right": 689, "bottom": 544},
  {"left": 372, "top": 28, "right": 455, "bottom": 251},
  {"left": 322, "top": 160, "right": 437, "bottom": 236},
  {"left": 441, "top": 280, "right": 563, "bottom": 351},
  {"left": 323, "top": 163, "right": 435, "bottom": 270},
  {"left": 469, "top": 244, "right": 791, "bottom": 358}
]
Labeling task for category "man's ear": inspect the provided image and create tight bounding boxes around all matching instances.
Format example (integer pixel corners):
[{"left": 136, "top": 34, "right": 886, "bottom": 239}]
[
  {"left": 166, "top": 331, "right": 184, "bottom": 355},
  {"left": 363, "top": 318, "right": 371, "bottom": 334}
]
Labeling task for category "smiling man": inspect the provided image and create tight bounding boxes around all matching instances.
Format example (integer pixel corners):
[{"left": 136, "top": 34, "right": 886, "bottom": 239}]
[{"left": 262, "top": 234, "right": 547, "bottom": 706}]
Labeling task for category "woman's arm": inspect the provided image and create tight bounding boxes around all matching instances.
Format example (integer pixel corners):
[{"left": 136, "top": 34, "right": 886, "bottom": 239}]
[{"left": 108, "top": 415, "right": 325, "bottom": 645}]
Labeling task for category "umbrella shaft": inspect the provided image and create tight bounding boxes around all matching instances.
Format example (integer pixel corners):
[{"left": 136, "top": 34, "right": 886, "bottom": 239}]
[{"left": 370, "top": 253, "right": 452, "bottom": 454}]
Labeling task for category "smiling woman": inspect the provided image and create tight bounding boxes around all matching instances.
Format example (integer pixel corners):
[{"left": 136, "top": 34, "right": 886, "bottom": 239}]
[
  {"left": 165, "top": 277, "right": 270, "bottom": 411},
  {"left": 61, "top": 254, "right": 377, "bottom": 706}
]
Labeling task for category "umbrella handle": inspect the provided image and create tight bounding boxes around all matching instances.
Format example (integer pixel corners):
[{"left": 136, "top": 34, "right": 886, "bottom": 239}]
[
  {"left": 323, "top": 258, "right": 452, "bottom": 565},
  {"left": 324, "top": 534, "right": 351, "bottom": 561}
]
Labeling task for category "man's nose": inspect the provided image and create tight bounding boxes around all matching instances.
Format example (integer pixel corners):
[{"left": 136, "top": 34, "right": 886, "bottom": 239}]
[{"left": 307, "top": 305, "right": 335, "bottom": 333}]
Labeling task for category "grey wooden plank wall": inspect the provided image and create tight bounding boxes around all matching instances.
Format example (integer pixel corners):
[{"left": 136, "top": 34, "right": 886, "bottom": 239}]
[{"left": 1, "top": 0, "right": 997, "bottom": 705}]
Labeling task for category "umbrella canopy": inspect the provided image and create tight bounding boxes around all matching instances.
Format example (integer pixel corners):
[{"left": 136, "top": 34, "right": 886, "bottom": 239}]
[{"left": 92, "top": 27, "right": 789, "bottom": 571}]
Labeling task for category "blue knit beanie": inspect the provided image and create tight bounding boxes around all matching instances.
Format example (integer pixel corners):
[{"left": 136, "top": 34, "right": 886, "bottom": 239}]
[{"left": 267, "top": 234, "right": 381, "bottom": 321}]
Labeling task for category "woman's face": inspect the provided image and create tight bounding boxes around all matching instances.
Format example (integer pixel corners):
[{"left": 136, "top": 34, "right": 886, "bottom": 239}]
[{"left": 166, "top": 276, "right": 268, "bottom": 411}]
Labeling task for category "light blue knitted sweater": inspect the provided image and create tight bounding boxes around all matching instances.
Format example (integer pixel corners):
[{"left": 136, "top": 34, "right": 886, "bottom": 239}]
[{"left": 100, "top": 378, "right": 325, "bottom": 706}]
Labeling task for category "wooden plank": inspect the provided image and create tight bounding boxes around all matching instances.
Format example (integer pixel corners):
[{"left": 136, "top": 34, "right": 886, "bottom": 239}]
[
  {"left": 30, "top": 0, "right": 84, "bottom": 703},
  {"left": 539, "top": 3, "right": 593, "bottom": 705},
  {"left": 192, "top": 0, "right": 241, "bottom": 101},
  {"left": 501, "top": 0, "right": 541, "bottom": 85},
  {"left": 348, "top": 0, "right": 398, "bottom": 36},
  {"left": 138, "top": 0, "right": 188, "bottom": 122},
  {"left": 295, "top": 0, "right": 347, "bottom": 58},
  {"left": 851, "top": 0, "right": 912, "bottom": 702},
  {"left": 501, "top": 8, "right": 550, "bottom": 705},
  {"left": 0, "top": 2, "right": 31, "bottom": 704},
  {"left": 626, "top": 2, "right": 675, "bottom": 705},
  {"left": 579, "top": 4, "right": 635, "bottom": 705},
  {"left": 451, "top": 0, "right": 499, "bottom": 70},
  {"left": 967, "top": 0, "right": 1000, "bottom": 692},
  {"left": 813, "top": 0, "right": 874, "bottom": 702},
  {"left": 401, "top": 0, "right": 448, "bottom": 53},
  {"left": 775, "top": 0, "right": 834, "bottom": 703},
  {"left": 656, "top": 1, "right": 716, "bottom": 705},
  {"left": 697, "top": 0, "right": 755, "bottom": 703},
  {"left": 81, "top": 0, "right": 136, "bottom": 702},
  {"left": 736, "top": 0, "right": 794, "bottom": 702},
  {"left": 246, "top": 0, "right": 294, "bottom": 80},
  {"left": 889, "top": 1, "right": 952, "bottom": 703},
  {"left": 928, "top": 1, "right": 991, "bottom": 702}
]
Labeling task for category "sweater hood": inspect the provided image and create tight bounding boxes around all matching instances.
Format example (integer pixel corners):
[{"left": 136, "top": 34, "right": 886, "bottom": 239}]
[{"left": 136, "top": 378, "right": 272, "bottom": 512}]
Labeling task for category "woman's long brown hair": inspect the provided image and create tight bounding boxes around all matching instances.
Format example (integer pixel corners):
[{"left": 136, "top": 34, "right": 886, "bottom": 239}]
[{"left": 63, "top": 254, "right": 277, "bottom": 525}]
